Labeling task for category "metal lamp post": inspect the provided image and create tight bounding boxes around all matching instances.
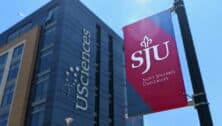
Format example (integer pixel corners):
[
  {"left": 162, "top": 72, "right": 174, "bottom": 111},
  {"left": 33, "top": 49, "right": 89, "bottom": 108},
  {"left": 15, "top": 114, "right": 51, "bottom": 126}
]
[
  {"left": 65, "top": 117, "right": 74, "bottom": 126},
  {"left": 174, "top": 0, "right": 213, "bottom": 126}
]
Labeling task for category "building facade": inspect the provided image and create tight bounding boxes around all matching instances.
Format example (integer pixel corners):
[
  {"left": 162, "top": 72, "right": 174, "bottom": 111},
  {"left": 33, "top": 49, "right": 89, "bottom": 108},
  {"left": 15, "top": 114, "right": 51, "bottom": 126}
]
[
  {"left": 126, "top": 116, "right": 144, "bottom": 126},
  {"left": 0, "top": 0, "right": 143, "bottom": 126}
]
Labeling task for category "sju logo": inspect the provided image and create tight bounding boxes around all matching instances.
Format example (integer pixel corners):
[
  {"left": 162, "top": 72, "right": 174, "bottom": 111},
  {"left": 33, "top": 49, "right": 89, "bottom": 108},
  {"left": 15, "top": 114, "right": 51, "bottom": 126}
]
[{"left": 131, "top": 36, "right": 171, "bottom": 74}]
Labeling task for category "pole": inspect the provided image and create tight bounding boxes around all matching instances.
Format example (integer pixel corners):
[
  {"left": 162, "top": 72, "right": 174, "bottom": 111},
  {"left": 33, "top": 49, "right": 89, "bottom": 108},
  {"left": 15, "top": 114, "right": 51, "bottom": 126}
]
[
  {"left": 65, "top": 117, "right": 74, "bottom": 126},
  {"left": 173, "top": 0, "right": 213, "bottom": 126}
]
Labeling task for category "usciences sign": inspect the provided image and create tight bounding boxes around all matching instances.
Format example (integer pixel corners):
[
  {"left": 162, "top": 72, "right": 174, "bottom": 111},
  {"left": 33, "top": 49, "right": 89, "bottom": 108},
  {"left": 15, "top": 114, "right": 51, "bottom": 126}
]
[
  {"left": 123, "top": 10, "right": 188, "bottom": 116},
  {"left": 63, "top": 28, "right": 91, "bottom": 111},
  {"left": 76, "top": 28, "right": 91, "bottom": 111}
]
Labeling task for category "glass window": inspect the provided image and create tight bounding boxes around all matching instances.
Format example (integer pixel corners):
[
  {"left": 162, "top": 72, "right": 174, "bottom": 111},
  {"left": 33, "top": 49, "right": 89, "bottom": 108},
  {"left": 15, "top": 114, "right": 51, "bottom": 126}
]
[
  {"left": 31, "top": 112, "right": 44, "bottom": 126},
  {"left": 42, "top": 26, "right": 56, "bottom": 49},
  {"left": 0, "top": 113, "right": 8, "bottom": 126},
  {"left": 5, "top": 44, "right": 24, "bottom": 84},
  {"left": 31, "top": 105, "right": 45, "bottom": 126},
  {"left": 0, "top": 53, "right": 8, "bottom": 68},
  {"left": 34, "top": 79, "right": 48, "bottom": 102},
  {"left": 0, "top": 53, "right": 8, "bottom": 85},
  {"left": 1, "top": 85, "right": 15, "bottom": 107},
  {"left": 12, "top": 44, "right": 24, "bottom": 62},
  {"left": 6, "top": 61, "right": 19, "bottom": 83},
  {"left": 37, "top": 51, "right": 52, "bottom": 73},
  {"left": 0, "top": 71, "right": 3, "bottom": 85},
  {"left": 45, "top": 7, "right": 58, "bottom": 23},
  {"left": 42, "top": 7, "right": 58, "bottom": 50},
  {"left": 94, "top": 25, "right": 101, "bottom": 126}
]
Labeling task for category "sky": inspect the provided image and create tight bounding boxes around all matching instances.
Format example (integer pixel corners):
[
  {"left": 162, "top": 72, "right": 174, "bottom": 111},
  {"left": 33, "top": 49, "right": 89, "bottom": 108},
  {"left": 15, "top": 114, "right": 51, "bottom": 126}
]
[{"left": 0, "top": 0, "right": 221, "bottom": 126}]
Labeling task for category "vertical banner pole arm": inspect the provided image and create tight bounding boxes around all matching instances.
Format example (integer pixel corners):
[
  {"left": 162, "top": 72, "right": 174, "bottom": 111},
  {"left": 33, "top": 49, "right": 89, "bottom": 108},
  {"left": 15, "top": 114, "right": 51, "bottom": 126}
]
[{"left": 173, "top": 0, "right": 213, "bottom": 126}]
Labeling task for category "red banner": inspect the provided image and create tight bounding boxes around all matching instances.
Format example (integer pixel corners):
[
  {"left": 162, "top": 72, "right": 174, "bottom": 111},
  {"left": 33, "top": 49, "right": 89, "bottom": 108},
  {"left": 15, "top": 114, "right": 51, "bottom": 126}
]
[{"left": 123, "top": 10, "right": 188, "bottom": 116}]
